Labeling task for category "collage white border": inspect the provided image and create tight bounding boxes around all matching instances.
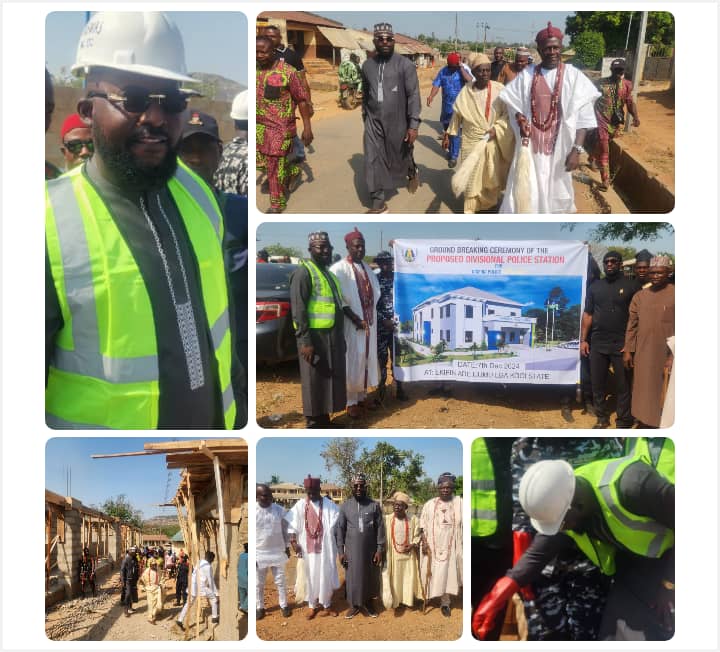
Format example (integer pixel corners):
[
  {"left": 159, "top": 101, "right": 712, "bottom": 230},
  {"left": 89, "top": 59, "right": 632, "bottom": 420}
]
[{"left": 1, "top": 1, "right": 718, "bottom": 650}]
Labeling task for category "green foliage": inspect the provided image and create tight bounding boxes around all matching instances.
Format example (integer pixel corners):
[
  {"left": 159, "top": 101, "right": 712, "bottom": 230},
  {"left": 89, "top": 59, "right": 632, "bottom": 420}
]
[
  {"left": 572, "top": 31, "right": 606, "bottom": 69},
  {"left": 566, "top": 12, "right": 674, "bottom": 51},
  {"left": 270, "top": 474, "right": 281, "bottom": 484},
  {"left": 431, "top": 340, "right": 447, "bottom": 361},
  {"left": 101, "top": 495, "right": 143, "bottom": 529},
  {"left": 320, "top": 438, "right": 362, "bottom": 491},
  {"left": 265, "top": 243, "right": 302, "bottom": 259},
  {"left": 357, "top": 442, "right": 425, "bottom": 502},
  {"left": 160, "top": 525, "right": 180, "bottom": 539},
  {"left": 562, "top": 222, "right": 673, "bottom": 243}
]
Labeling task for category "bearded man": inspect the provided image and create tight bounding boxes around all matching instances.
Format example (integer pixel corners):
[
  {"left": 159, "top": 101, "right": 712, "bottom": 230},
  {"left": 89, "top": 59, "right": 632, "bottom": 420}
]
[
  {"left": 499, "top": 22, "right": 600, "bottom": 213},
  {"left": 45, "top": 12, "right": 240, "bottom": 429}
]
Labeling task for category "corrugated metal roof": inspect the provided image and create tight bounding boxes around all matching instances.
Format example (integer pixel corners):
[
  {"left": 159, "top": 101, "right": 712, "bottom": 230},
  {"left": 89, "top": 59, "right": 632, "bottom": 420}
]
[
  {"left": 316, "top": 26, "right": 361, "bottom": 50},
  {"left": 258, "top": 11, "right": 345, "bottom": 29}
]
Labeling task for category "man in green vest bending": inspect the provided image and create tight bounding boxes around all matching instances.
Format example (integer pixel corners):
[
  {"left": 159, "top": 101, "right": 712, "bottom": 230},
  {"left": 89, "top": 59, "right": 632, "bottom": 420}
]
[
  {"left": 472, "top": 455, "right": 675, "bottom": 641},
  {"left": 290, "top": 232, "right": 365, "bottom": 428},
  {"left": 45, "top": 12, "right": 242, "bottom": 429}
]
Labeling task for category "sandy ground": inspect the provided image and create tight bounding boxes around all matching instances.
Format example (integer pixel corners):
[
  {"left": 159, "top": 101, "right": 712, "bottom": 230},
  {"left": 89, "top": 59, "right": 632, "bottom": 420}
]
[
  {"left": 256, "top": 555, "right": 462, "bottom": 641},
  {"left": 45, "top": 571, "right": 247, "bottom": 642},
  {"left": 255, "top": 360, "right": 620, "bottom": 430},
  {"left": 258, "top": 70, "right": 673, "bottom": 214}
]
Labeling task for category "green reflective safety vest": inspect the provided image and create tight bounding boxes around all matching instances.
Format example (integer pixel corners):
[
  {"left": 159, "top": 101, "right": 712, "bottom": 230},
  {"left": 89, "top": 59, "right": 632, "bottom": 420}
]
[
  {"left": 565, "top": 455, "right": 675, "bottom": 575},
  {"left": 294, "top": 259, "right": 343, "bottom": 329},
  {"left": 623, "top": 437, "right": 675, "bottom": 483},
  {"left": 471, "top": 438, "right": 497, "bottom": 537},
  {"left": 45, "top": 161, "right": 236, "bottom": 429}
]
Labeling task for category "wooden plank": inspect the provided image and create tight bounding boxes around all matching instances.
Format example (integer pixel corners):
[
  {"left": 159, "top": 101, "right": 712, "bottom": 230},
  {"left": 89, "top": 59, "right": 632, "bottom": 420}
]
[
  {"left": 213, "top": 456, "right": 228, "bottom": 575},
  {"left": 90, "top": 450, "right": 166, "bottom": 459}
]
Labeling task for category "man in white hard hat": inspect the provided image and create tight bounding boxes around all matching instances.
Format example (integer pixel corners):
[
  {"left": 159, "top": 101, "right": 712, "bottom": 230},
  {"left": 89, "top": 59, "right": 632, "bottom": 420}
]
[
  {"left": 472, "top": 451, "right": 675, "bottom": 641},
  {"left": 45, "top": 12, "right": 244, "bottom": 429},
  {"left": 215, "top": 90, "right": 249, "bottom": 197}
]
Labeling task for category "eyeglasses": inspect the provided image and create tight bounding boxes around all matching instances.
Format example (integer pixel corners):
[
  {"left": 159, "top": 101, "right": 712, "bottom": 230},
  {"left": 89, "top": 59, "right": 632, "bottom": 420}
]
[
  {"left": 63, "top": 139, "right": 94, "bottom": 155},
  {"left": 86, "top": 86, "right": 189, "bottom": 114},
  {"left": 375, "top": 36, "right": 395, "bottom": 43},
  {"left": 603, "top": 258, "right": 621, "bottom": 265}
]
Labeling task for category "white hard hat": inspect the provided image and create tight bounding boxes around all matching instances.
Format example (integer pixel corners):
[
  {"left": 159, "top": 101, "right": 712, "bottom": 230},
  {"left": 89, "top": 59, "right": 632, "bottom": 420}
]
[
  {"left": 519, "top": 460, "right": 575, "bottom": 536},
  {"left": 230, "top": 90, "right": 249, "bottom": 120},
  {"left": 71, "top": 12, "right": 196, "bottom": 83}
]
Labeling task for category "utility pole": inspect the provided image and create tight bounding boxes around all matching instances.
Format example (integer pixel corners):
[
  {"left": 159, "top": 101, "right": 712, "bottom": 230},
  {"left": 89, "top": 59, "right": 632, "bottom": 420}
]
[
  {"left": 476, "top": 22, "right": 480, "bottom": 52},
  {"left": 480, "top": 22, "right": 491, "bottom": 53},
  {"left": 454, "top": 13, "right": 458, "bottom": 51},
  {"left": 624, "top": 12, "right": 634, "bottom": 51},
  {"left": 626, "top": 11, "right": 648, "bottom": 133}
]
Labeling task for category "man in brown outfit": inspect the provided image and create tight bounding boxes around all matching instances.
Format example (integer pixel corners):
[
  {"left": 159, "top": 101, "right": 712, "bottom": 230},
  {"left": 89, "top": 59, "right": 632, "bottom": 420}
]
[{"left": 623, "top": 256, "right": 675, "bottom": 427}]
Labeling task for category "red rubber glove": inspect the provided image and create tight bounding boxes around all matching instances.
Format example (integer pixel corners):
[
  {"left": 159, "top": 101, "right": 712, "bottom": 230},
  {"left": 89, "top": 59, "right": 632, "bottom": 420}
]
[
  {"left": 472, "top": 576, "right": 519, "bottom": 640},
  {"left": 512, "top": 530, "right": 535, "bottom": 601}
]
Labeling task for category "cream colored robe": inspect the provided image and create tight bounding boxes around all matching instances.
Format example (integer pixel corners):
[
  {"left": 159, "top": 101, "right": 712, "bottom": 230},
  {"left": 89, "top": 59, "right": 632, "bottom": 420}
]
[
  {"left": 140, "top": 567, "right": 164, "bottom": 621},
  {"left": 381, "top": 513, "right": 421, "bottom": 609},
  {"left": 447, "top": 81, "right": 514, "bottom": 213},
  {"left": 419, "top": 496, "right": 463, "bottom": 599}
]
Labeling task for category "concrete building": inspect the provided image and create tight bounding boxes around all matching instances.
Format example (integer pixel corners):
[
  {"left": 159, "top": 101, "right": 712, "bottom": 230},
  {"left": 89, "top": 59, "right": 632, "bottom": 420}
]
[{"left": 412, "top": 286, "right": 537, "bottom": 350}]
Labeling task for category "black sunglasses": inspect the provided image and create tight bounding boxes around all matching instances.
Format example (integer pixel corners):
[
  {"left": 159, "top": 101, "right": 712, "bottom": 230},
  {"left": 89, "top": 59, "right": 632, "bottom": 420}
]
[
  {"left": 86, "top": 86, "right": 189, "bottom": 114},
  {"left": 63, "top": 139, "right": 94, "bottom": 155},
  {"left": 375, "top": 36, "right": 395, "bottom": 43}
]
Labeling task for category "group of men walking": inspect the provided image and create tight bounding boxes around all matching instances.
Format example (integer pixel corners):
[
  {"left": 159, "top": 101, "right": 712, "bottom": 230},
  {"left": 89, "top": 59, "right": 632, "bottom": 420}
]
[
  {"left": 256, "top": 473, "right": 463, "bottom": 624},
  {"left": 289, "top": 228, "right": 404, "bottom": 428}
]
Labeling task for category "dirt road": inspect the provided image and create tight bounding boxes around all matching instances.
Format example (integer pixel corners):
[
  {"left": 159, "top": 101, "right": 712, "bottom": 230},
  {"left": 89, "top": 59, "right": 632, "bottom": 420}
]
[
  {"left": 256, "top": 360, "right": 611, "bottom": 429},
  {"left": 257, "top": 555, "right": 462, "bottom": 641},
  {"left": 257, "top": 70, "right": 673, "bottom": 214},
  {"left": 46, "top": 571, "right": 247, "bottom": 642}
]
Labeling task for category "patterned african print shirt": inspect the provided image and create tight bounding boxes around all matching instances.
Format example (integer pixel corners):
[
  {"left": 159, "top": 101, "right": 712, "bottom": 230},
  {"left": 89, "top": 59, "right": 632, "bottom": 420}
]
[{"left": 256, "top": 60, "right": 309, "bottom": 141}]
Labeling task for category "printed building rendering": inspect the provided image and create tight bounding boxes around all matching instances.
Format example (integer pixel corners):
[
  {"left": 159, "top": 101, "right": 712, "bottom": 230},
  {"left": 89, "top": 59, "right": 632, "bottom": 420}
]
[{"left": 412, "top": 286, "right": 537, "bottom": 349}]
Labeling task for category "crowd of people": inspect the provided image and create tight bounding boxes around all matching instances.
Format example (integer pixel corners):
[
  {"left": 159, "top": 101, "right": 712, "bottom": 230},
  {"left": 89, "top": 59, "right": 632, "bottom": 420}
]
[
  {"left": 287, "top": 226, "right": 674, "bottom": 429},
  {"left": 44, "top": 11, "right": 248, "bottom": 429},
  {"left": 255, "top": 19, "right": 642, "bottom": 214},
  {"left": 471, "top": 436, "right": 674, "bottom": 641},
  {"left": 255, "top": 473, "right": 462, "bottom": 623}
]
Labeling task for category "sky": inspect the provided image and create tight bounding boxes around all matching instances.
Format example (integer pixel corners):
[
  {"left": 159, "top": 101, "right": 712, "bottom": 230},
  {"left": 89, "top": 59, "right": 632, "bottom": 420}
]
[
  {"left": 256, "top": 222, "right": 675, "bottom": 259},
  {"left": 256, "top": 437, "right": 462, "bottom": 486},
  {"left": 318, "top": 11, "right": 575, "bottom": 45},
  {"left": 45, "top": 438, "right": 190, "bottom": 520},
  {"left": 45, "top": 12, "right": 247, "bottom": 85}
]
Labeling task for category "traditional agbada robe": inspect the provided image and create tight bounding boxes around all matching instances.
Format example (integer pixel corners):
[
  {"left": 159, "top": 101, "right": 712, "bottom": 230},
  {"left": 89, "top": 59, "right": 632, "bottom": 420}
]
[
  {"left": 139, "top": 565, "right": 164, "bottom": 622},
  {"left": 284, "top": 496, "right": 340, "bottom": 608},
  {"left": 448, "top": 81, "right": 515, "bottom": 213},
  {"left": 420, "top": 496, "right": 463, "bottom": 599},
  {"left": 382, "top": 513, "right": 421, "bottom": 609},
  {"left": 624, "top": 284, "right": 675, "bottom": 427},
  {"left": 361, "top": 52, "right": 421, "bottom": 194},
  {"left": 334, "top": 496, "right": 386, "bottom": 607},
  {"left": 329, "top": 258, "right": 381, "bottom": 402},
  {"left": 499, "top": 64, "right": 599, "bottom": 213}
]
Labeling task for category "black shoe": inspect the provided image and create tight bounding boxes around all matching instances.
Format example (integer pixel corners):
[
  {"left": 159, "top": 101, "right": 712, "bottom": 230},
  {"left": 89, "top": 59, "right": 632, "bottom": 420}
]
[
  {"left": 175, "top": 620, "right": 184, "bottom": 629},
  {"left": 441, "top": 605, "right": 451, "bottom": 618},
  {"left": 281, "top": 606, "right": 291, "bottom": 618},
  {"left": 592, "top": 419, "right": 610, "bottom": 429},
  {"left": 256, "top": 608, "right": 265, "bottom": 620},
  {"left": 448, "top": 159, "right": 457, "bottom": 169},
  {"left": 364, "top": 603, "right": 378, "bottom": 618},
  {"left": 211, "top": 616, "right": 219, "bottom": 624},
  {"left": 345, "top": 606, "right": 361, "bottom": 619}
]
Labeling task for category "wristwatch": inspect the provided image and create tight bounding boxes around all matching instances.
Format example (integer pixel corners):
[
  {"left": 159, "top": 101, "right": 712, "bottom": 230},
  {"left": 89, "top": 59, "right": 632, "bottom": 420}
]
[{"left": 572, "top": 144, "right": 586, "bottom": 154}]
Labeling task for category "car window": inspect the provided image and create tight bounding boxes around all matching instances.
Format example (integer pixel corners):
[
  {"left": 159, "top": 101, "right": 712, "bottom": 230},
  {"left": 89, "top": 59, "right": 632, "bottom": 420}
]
[{"left": 257, "top": 264, "right": 297, "bottom": 291}]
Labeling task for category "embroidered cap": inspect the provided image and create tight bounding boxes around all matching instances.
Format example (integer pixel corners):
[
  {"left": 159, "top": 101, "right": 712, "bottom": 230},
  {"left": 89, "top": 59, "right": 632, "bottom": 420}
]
[{"left": 373, "top": 22, "right": 394, "bottom": 36}]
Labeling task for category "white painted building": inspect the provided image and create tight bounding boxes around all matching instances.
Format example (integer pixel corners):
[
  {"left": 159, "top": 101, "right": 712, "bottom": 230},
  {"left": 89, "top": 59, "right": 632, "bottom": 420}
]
[{"left": 412, "top": 286, "right": 537, "bottom": 350}]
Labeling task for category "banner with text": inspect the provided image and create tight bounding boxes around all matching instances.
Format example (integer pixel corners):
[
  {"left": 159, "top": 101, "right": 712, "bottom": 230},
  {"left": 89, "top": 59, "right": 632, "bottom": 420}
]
[{"left": 393, "top": 239, "right": 588, "bottom": 385}]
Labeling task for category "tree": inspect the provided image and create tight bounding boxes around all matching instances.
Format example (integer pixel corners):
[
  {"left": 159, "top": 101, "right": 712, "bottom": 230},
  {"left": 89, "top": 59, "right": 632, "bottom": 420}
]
[
  {"left": 357, "top": 442, "right": 425, "bottom": 502},
  {"left": 270, "top": 474, "right": 281, "bottom": 484},
  {"left": 566, "top": 12, "right": 674, "bottom": 52},
  {"left": 101, "top": 494, "right": 143, "bottom": 528},
  {"left": 320, "top": 438, "right": 361, "bottom": 491},
  {"left": 572, "top": 31, "right": 605, "bottom": 69},
  {"left": 265, "top": 243, "right": 303, "bottom": 259},
  {"left": 161, "top": 525, "right": 180, "bottom": 539},
  {"left": 563, "top": 222, "right": 674, "bottom": 243}
]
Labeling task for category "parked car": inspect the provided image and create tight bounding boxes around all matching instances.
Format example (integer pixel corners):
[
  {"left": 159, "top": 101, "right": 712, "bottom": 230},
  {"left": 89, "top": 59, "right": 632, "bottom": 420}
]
[{"left": 256, "top": 263, "right": 298, "bottom": 364}]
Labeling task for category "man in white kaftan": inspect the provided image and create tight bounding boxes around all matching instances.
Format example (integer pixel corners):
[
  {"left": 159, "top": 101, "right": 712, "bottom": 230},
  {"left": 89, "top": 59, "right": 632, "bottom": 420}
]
[
  {"left": 176, "top": 551, "right": 219, "bottom": 627},
  {"left": 284, "top": 475, "right": 341, "bottom": 618},
  {"left": 330, "top": 228, "right": 381, "bottom": 417},
  {"left": 419, "top": 473, "right": 463, "bottom": 617},
  {"left": 256, "top": 484, "right": 291, "bottom": 618},
  {"left": 499, "top": 22, "right": 599, "bottom": 213}
]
